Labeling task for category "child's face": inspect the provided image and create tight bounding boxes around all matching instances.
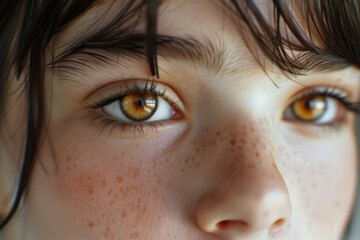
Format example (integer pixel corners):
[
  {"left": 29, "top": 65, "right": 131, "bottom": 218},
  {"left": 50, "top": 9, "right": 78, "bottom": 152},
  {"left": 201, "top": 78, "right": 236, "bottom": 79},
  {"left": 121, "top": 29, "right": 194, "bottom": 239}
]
[{"left": 10, "top": 0, "right": 359, "bottom": 239}]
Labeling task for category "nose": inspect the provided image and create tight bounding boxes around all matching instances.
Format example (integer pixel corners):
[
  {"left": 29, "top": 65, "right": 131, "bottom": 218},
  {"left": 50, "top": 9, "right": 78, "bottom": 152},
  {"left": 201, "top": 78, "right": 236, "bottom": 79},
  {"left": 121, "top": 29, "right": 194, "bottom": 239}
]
[
  {"left": 195, "top": 131, "right": 291, "bottom": 237},
  {"left": 196, "top": 179, "right": 291, "bottom": 233}
]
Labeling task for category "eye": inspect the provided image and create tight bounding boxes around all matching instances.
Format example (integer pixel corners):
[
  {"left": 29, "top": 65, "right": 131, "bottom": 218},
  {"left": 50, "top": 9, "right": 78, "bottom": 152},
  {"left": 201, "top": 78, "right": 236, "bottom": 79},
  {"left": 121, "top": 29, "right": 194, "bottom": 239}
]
[
  {"left": 283, "top": 90, "right": 347, "bottom": 125},
  {"left": 102, "top": 87, "right": 178, "bottom": 123}
]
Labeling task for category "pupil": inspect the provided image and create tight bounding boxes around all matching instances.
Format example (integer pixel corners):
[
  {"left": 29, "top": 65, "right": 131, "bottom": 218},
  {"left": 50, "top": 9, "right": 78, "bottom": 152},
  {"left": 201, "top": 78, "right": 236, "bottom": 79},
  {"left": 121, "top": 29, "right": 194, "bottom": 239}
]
[
  {"left": 306, "top": 100, "right": 315, "bottom": 110},
  {"left": 306, "top": 98, "right": 325, "bottom": 111},
  {"left": 136, "top": 98, "right": 146, "bottom": 107}
]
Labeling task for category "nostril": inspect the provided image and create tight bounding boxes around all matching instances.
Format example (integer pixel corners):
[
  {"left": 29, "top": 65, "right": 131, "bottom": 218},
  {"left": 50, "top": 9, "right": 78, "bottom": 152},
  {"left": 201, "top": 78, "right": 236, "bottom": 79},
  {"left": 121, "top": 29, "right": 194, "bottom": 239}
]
[{"left": 217, "top": 220, "right": 248, "bottom": 230}]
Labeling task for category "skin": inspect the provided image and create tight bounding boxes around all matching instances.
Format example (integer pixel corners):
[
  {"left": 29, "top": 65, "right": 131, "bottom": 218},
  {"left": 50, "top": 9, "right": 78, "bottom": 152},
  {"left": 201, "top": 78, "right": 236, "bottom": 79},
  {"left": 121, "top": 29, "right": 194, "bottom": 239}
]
[{"left": 1, "top": 0, "right": 359, "bottom": 239}]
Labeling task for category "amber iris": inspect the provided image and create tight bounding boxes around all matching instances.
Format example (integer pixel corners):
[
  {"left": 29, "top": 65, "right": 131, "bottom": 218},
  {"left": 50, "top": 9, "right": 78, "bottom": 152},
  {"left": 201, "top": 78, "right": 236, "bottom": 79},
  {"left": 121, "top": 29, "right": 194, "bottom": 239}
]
[
  {"left": 292, "top": 96, "right": 327, "bottom": 121},
  {"left": 120, "top": 93, "right": 157, "bottom": 121}
]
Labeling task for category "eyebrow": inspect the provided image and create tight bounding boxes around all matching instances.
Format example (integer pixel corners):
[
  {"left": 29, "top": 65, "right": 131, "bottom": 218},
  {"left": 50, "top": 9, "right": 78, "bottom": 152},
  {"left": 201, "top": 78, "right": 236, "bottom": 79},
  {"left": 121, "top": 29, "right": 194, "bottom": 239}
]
[
  {"left": 51, "top": 31, "right": 352, "bottom": 79},
  {"left": 50, "top": 33, "right": 226, "bottom": 75}
]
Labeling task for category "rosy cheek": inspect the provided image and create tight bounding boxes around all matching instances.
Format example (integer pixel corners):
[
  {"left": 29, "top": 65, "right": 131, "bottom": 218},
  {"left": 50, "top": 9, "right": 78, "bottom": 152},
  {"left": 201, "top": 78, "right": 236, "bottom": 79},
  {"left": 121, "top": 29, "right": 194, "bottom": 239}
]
[
  {"left": 48, "top": 152, "right": 165, "bottom": 239},
  {"left": 35, "top": 122, "right": 186, "bottom": 239}
]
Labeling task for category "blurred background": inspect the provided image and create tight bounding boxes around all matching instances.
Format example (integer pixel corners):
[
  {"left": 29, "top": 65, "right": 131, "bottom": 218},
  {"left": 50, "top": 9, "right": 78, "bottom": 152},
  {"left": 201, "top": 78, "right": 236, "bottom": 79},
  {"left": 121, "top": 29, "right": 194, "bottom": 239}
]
[{"left": 346, "top": 117, "right": 360, "bottom": 239}]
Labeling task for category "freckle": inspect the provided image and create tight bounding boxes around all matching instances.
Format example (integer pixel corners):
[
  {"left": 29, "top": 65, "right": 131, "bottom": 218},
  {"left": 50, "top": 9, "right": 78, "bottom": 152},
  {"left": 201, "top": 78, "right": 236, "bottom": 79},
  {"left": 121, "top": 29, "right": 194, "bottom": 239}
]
[
  {"left": 180, "top": 168, "right": 185, "bottom": 172},
  {"left": 107, "top": 188, "right": 113, "bottom": 196},
  {"left": 117, "top": 175, "right": 123, "bottom": 184},
  {"left": 121, "top": 211, "right": 127, "bottom": 219},
  {"left": 87, "top": 221, "right": 95, "bottom": 228},
  {"left": 230, "top": 139, "right": 236, "bottom": 146},
  {"left": 88, "top": 186, "right": 94, "bottom": 194},
  {"left": 130, "top": 231, "right": 139, "bottom": 239},
  {"left": 216, "top": 131, "right": 221, "bottom": 136},
  {"left": 240, "top": 138, "right": 247, "bottom": 145},
  {"left": 156, "top": 176, "right": 161, "bottom": 184},
  {"left": 104, "top": 225, "right": 111, "bottom": 238},
  {"left": 255, "top": 152, "right": 260, "bottom": 157},
  {"left": 248, "top": 163, "right": 257, "bottom": 168},
  {"left": 102, "top": 179, "right": 106, "bottom": 187}
]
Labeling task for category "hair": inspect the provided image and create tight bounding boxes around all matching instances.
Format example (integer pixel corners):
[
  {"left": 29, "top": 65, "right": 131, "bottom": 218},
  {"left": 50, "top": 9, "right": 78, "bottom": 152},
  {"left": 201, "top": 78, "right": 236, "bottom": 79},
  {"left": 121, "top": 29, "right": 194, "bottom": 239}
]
[{"left": 1, "top": 0, "right": 360, "bottom": 233}]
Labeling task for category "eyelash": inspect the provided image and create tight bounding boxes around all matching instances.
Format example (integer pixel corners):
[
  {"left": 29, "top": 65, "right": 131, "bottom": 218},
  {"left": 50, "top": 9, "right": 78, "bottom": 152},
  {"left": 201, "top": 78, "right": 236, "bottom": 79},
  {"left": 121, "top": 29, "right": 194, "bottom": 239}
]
[
  {"left": 295, "top": 86, "right": 359, "bottom": 113},
  {"left": 86, "top": 81, "right": 180, "bottom": 135},
  {"left": 93, "top": 81, "right": 176, "bottom": 108}
]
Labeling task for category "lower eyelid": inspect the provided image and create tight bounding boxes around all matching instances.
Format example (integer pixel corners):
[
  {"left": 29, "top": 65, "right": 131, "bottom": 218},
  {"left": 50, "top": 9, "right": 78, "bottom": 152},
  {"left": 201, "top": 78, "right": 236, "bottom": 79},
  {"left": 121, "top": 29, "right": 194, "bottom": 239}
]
[{"left": 85, "top": 109, "right": 186, "bottom": 138}]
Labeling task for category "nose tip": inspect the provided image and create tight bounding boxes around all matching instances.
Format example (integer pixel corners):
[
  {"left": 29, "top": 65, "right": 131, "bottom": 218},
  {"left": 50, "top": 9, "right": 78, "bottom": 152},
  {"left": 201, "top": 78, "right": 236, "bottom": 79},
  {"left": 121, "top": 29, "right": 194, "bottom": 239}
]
[{"left": 196, "top": 189, "right": 291, "bottom": 236}]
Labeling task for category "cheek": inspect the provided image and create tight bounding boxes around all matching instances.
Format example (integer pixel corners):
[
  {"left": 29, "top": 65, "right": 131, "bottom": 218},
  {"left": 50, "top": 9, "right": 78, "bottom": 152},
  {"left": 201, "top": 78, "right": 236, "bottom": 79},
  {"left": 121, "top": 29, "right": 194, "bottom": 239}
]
[
  {"left": 27, "top": 122, "right": 186, "bottom": 239},
  {"left": 280, "top": 130, "right": 357, "bottom": 235}
]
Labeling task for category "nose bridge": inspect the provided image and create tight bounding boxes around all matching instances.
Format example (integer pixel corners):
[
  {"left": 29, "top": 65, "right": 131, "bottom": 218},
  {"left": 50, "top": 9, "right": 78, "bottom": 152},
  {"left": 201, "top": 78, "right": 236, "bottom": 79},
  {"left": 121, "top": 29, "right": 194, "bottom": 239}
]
[
  {"left": 218, "top": 118, "right": 277, "bottom": 172},
  {"left": 214, "top": 118, "right": 287, "bottom": 197}
]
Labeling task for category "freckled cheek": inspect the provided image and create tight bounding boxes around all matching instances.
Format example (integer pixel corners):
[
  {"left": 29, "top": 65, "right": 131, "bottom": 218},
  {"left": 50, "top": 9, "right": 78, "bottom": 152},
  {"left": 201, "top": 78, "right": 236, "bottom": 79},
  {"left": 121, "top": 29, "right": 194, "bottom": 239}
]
[
  {"left": 47, "top": 122, "right": 187, "bottom": 196},
  {"left": 284, "top": 134, "right": 357, "bottom": 231},
  {"left": 39, "top": 124, "right": 186, "bottom": 237},
  {"left": 51, "top": 143, "right": 170, "bottom": 205}
]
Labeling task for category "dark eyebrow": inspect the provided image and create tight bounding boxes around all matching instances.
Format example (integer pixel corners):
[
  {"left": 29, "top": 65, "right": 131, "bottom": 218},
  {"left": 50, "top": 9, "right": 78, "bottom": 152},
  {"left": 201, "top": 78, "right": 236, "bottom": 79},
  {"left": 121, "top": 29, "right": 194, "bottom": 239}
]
[
  {"left": 51, "top": 31, "right": 352, "bottom": 78},
  {"left": 50, "top": 34, "right": 226, "bottom": 75}
]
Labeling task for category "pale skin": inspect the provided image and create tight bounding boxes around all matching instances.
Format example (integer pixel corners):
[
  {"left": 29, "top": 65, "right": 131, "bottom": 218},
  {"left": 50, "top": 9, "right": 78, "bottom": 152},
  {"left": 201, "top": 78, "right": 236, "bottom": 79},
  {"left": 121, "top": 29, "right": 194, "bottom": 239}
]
[{"left": 0, "top": 0, "right": 359, "bottom": 239}]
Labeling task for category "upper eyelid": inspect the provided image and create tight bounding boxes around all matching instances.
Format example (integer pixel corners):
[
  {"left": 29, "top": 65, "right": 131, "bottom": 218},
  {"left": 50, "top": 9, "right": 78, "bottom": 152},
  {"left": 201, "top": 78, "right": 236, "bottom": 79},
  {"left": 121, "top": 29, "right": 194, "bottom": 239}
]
[
  {"left": 96, "top": 86, "right": 167, "bottom": 108},
  {"left": 289, "top": 86, "right": 352, "bottom": 101},
  {"left": 85, "top": 80, "right": 183, "bottom": 110},
  {"left": 287, "top": 86, "right": 360, "bottom": 114}
]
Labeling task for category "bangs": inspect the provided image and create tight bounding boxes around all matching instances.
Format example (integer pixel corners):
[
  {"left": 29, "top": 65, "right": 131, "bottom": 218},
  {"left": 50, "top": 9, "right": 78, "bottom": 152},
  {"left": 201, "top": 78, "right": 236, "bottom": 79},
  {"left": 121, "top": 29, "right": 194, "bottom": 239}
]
[{"left": 227, "top": 0, "right": 360, "bottom": 74}]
